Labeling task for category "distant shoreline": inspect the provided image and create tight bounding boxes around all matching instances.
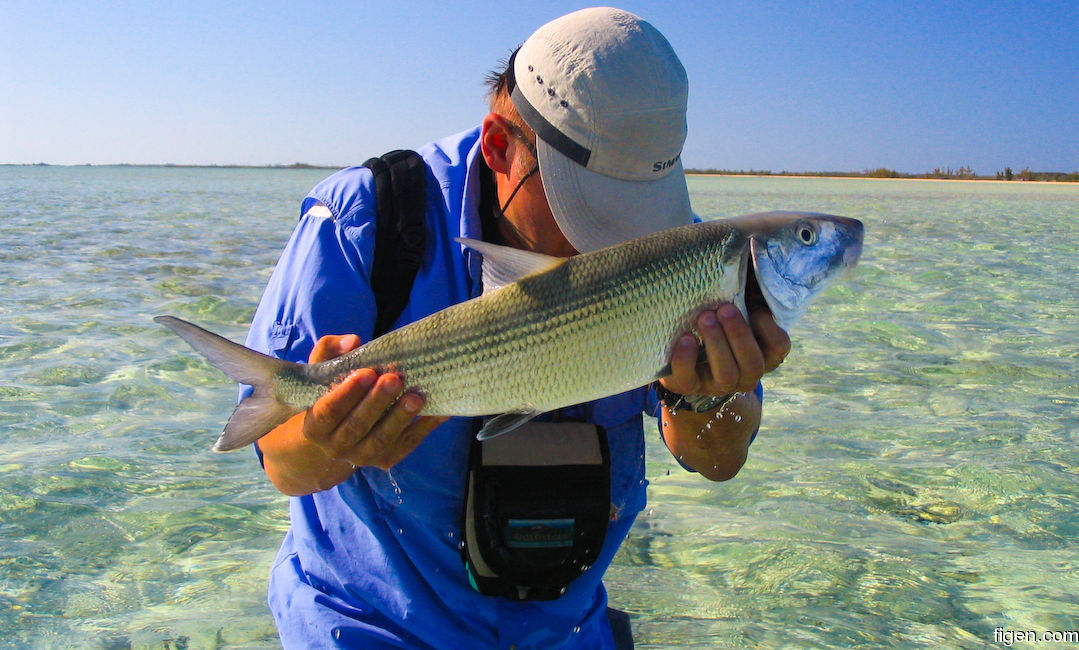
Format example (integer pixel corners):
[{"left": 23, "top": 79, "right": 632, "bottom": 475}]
[
  {"left": 4, "top": 163, "right": 1076, "bottom": 183},
  {"left": 0, "top": 162, "right": 339, "bottom": 170},
  {"left": 684, "top": 168, "right": 1078, "bottom": 183}
]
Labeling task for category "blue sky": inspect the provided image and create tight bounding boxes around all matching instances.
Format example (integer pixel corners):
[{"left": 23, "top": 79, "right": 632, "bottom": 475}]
[{"left": 3, "top": 1, "right": 1076, "bottom": 174}]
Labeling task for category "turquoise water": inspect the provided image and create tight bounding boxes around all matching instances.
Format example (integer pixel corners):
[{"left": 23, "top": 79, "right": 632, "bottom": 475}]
[{"left": 2, "top": 168, "right": 1077, "bottom": 648}]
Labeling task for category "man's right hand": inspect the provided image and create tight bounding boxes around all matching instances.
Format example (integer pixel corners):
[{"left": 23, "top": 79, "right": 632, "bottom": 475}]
[{"left": 259, "top": 334, "right": 448, "bottom": 496}]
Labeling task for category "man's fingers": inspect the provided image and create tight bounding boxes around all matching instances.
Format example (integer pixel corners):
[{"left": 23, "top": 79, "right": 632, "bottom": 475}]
[
  {"left": 749, "top": 309, "right": 791, "bottom": 373},
  {"left": 362, "top": 406, "right": 445, "bottom": 471},
  {"left": 715, "top": 304, "right": 765, "bottom": 393},
  {"left": 304, "top": 369, "right": 378, "bottom": 447},
  {"left": 698, "top": 308, "right": 740, "bottom": 392},
  {"left": 390, "top": 415, "right": 450, "bottom": 466},
  {"left": 345, "top": 391, "right": 434, "bottom": 469},
  {"left": 310, "top": 334, "right": 362, "bottom": 363},
  {"left": 663, "top": 333, "right": 703, "bottom": 394},
  {"left": 327, "top": 372, "right": 402, "bottom": 454},
  {"left": 299, "top": 334, "right": 444, "bottom": 470}
]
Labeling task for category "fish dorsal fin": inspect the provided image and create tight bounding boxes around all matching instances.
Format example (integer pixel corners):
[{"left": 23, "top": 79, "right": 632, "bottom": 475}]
[{"left": 456, "top": 238, "right": 565, "bottom": 295}]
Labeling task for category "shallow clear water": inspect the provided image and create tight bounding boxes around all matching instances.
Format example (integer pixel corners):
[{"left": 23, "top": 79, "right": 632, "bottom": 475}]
[{"left": 2, "top": 168, "right": 1077, "bottom": 648}]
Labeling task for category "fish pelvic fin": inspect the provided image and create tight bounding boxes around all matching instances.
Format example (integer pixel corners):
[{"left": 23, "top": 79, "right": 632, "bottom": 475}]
[
  {"left": 476, "top": 409, "right": 543, "bottom": 441},
  {"left": 154, "top": 315, "right": 304, "bottom": 452}
]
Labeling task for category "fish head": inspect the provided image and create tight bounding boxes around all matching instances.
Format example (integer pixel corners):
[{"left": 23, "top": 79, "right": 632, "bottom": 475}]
[{"left": 745, "top": 212, "right": 864, "bottom": 330}]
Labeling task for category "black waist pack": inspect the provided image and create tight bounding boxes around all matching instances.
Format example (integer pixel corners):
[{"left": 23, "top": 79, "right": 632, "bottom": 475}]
[{"left": 461, "top": 420, "right": 611, "bottom": 601}]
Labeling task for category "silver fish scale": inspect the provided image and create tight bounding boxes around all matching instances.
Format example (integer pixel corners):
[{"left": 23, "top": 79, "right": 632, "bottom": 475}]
[{"left": 302, "top": 220, "right": 747, "bottom": 417}]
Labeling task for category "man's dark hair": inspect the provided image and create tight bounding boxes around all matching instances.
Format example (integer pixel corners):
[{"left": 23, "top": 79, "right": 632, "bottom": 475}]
[{"left": 484, "top": 47, "right": 521, "bottom": 103}]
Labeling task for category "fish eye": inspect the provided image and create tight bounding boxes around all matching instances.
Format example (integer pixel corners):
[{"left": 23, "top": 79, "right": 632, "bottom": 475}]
[{"left": 796, "top": 223, "right": 818, "bottom": 246}]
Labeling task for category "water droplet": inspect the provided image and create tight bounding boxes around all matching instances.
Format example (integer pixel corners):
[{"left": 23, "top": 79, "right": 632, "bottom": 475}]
[
  {"left": 397, "top": 528, "right": 404, "bottom": 535},
  {"left": 573, "top": 625, "right": 581, "bottom": 634},
  {"left": 647, "top": 508, "right": 655, "bottom": 516},
  {"left": 734, "top": 415, "right": 742, "bottom": 423},
  {"left": 559, "top": 587, "right": 568, "bottom": 596},
  {"left": 387, "top": 469, "right": 404, "bottom": 504},
  {"left": 333, "top": 629, "right": 342, "bottom": 640},
  {"left": 458, "top": 541, "right": 466, "bottom": 551}
]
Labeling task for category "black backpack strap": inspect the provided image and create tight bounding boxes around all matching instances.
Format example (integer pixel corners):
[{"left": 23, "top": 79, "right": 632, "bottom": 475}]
[{"left": 363, "top": 150, "right": 428, "bottom": 338}]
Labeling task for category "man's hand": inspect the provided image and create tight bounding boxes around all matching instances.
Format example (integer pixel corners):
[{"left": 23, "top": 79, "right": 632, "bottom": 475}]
[
  {"left": 658, "top": 302, "right": 790, "bottom": 481},
  {"left": 259, "top": 334, "right": 447, "bottom": 496},
  {"left": 303, "top": 334, "right": 448, "bottom": 469},
  {"left": 660, "top": 303, "right": 790, "bottom": 398}
]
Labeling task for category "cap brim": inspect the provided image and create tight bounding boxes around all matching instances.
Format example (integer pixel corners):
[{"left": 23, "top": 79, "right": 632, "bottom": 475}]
[{"left": 537, "top": 140, "right": 693, "bottom": 253}]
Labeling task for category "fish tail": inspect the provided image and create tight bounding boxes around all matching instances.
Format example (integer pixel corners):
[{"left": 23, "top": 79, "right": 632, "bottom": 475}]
[{"left": 154, "top": 315, "right": 303, "bottom": 452}]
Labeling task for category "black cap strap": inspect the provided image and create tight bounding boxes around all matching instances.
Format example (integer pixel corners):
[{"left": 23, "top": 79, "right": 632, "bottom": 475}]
[{"left": 506, "top": 50, "right": 592, "bottom": 168}]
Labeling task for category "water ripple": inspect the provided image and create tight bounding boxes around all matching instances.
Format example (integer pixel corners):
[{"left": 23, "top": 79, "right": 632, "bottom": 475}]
[{"left": 3, "top": 169, "right": 1078, "bottom": 646}]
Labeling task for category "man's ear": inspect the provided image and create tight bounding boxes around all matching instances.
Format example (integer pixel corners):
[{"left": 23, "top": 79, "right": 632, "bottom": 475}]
[{"left": 481, "top": 112, "right": 512, "bottom": 174}]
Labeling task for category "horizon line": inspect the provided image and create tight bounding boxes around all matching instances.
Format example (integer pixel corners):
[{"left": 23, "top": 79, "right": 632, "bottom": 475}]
[{"left": 4, "top": 162, "right": 1077, "bottom": 182}]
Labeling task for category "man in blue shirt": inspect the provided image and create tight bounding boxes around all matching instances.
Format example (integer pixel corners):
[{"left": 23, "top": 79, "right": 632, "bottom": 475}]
[{"left": 246, "top": 8, "right": 790, "bottom": 648}]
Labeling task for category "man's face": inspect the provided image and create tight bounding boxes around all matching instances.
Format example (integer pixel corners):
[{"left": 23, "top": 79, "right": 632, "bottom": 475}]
[
  {"left": 502, "top": 143, "right": 578, "bottom": 258},
  {"left": 484, "top": 112, "right": 579, "bottom": 258}
]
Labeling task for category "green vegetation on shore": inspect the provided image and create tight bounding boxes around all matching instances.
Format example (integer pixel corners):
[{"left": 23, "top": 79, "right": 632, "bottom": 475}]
[{"left": 685, "top": 165, "right": 1079, "bottom": 182}]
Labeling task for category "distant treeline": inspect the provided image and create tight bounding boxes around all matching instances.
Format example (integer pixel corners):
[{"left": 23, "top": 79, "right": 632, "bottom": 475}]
[
  {"left": 158, "top": 162, "right": 336, "bottom": 169},
  {"left": 685, "top": 166, "right": 1079, "bottom": 183}
]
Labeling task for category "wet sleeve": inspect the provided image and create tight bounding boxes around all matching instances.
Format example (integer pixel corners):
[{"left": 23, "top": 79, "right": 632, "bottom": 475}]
[
  {"left": 241, "top": 194, "right": 378, "bottom": 465},
  {"left": 243, "top": 207, "right": 377, "bottom": 366}
]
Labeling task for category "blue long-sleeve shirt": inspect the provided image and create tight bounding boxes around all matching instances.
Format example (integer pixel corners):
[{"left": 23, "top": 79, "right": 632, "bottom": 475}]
[{"left": 244, "top": 127, "right": 662, "bottom": 649}]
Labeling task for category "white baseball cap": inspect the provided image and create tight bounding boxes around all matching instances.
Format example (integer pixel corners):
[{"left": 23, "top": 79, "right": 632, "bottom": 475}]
[{"left": 509, "top": 7, "right": 693, "bottom": 253}]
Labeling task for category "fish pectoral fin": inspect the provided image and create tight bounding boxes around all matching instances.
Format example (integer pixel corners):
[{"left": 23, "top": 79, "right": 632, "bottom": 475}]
[
  {"left": 455, "top": 238, "right": 565, "bottom": 294},
  {"left": 476, "top": 409, "right": 543, "bottom": 441}
]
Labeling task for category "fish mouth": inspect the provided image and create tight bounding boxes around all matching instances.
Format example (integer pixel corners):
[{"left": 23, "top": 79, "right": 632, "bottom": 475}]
[{"left": 841, "top": 229, "right": 864, "bottom": 274}]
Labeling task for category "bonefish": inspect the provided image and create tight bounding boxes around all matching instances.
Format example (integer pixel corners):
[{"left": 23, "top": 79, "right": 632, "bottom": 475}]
[{"left": 156, "top": 211, "right": 863, "bottom": 450}]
